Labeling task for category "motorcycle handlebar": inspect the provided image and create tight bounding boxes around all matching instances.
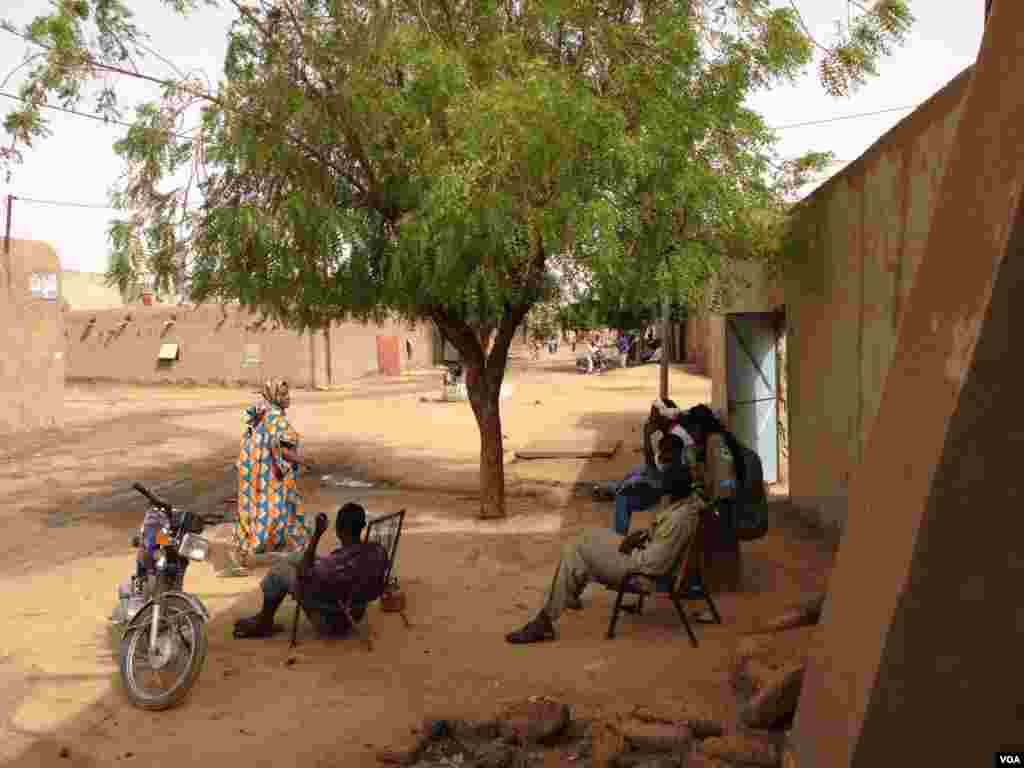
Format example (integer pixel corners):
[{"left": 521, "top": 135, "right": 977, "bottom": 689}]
[{"left": 132, "top": 482, "right": 172, "bottom": 511}]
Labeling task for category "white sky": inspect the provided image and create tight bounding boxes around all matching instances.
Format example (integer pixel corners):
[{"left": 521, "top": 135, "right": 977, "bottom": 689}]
[{"left": 0, "top": 1, "right": 985, "bottom": 273}]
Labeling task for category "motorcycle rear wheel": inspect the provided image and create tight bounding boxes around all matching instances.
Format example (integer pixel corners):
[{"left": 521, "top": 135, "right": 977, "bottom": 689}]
[{"left": 119, "top": 594, "right": 208, "bottom": 711}]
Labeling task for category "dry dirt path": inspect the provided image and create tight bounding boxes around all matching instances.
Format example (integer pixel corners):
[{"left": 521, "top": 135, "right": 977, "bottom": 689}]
[{"left": 0, "top": 351, "right": 833, "bottom": 767}]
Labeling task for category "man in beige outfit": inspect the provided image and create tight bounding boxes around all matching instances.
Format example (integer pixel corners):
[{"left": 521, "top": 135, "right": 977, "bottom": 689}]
[{"left": 507, "top": 434, "right": 699, "bottom": 643}]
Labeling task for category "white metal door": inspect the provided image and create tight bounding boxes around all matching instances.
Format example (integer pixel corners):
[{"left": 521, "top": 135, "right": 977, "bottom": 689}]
[{"left": 726, "top": 313, "right": 778, "bottom": 483}]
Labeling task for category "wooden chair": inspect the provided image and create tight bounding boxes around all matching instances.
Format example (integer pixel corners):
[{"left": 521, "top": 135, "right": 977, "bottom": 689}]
[
  {"left": 605, "top": 512, "right": 722, "bottom": 647},
  {"left": 289, "top": 509, "right": 406, "bottom": 650}
]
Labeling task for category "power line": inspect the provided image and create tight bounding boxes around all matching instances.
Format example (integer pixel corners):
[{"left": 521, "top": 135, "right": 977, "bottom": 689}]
[
  {"left": 3, "top": 26, "right": 922, "bottom": 139},
  {"left": 12, "top": 195, "right": 117, "bottom": 210},
  {"left": 771, "top": 104, "right": 917, "bottom": 130},
  {"left": 0, "top": 90, "right": 197, "bottom": 140}
]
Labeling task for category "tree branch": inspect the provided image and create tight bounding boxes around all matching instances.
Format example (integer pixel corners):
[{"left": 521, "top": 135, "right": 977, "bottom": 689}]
[{"left": 2, "top": 24, "right": 368, "bottom": 197}]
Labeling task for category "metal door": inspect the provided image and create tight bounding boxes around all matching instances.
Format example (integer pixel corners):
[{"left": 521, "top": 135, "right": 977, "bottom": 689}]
[{"left": 726, "top": 313, "right": 778, "bottom": 483}]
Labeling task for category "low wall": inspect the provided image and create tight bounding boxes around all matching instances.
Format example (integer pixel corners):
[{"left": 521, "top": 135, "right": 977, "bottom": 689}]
[
  {"left": 64, "top": 305, "right": 435, "bottom": 387},
  {"left": 0, "top": 239, "right": 65, "bottom": 433}
]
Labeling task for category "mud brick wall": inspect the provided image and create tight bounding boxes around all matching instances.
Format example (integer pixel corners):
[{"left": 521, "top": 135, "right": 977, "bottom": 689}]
[
  {"left": 63, "top": 304, "right": 435, "bottom": 387},
  {"left": 0, "top": 239, "right": 65, "bottom": 432}
]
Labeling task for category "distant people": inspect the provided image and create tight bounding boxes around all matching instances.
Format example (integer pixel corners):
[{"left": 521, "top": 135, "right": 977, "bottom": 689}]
[
  {"left": 222, "top": 379, "right": 310, "bottom": 578},
  {"left": 506, "top": 434, "right": 698, "bottom": 644},
  {"left": 586, "top": 337, "right": 603, "bottom": 374},
  {"left": 616, "top": 333, "right": 633, "bottom": 368}
]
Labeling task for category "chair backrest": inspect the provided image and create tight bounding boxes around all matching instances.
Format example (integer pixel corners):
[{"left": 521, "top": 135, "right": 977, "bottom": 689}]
[{"left": 363, "top": 508, "right": 406, "bottom": 589}]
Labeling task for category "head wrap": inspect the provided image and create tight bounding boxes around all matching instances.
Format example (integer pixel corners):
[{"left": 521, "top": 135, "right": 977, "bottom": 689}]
[{"left": 261, "top": 379, "right": 291, "bottom": 410}]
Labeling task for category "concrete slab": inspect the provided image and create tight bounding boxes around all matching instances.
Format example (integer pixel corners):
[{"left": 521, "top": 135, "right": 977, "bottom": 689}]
[{"left": 515, "top": 439, "right": 622, "bottom": 460}]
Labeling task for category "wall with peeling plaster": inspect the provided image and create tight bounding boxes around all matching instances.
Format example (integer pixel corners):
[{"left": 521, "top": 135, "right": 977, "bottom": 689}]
[
  {"left": 63, "top": 305, "right": 435, "bottom": 387},
  {"left": 784, "top": 65, "right": 973, "bottom": 535},
  {"left": 0, "top": 239, "right": 65, "bottom": 433}
]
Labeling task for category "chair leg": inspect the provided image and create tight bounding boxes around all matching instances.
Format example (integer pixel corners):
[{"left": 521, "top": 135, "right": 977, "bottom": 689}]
[
  {"left": 638, "top": 594, "right": 646, "bottom": 615},
  {"left": 289, "top": 603, "right": 302, "bottom": 649},
  {"left": 703, "top": 592, "right": 723, "bottom": 625},
  {"left": 671, "top": 597, "right": 699, "bottom": 648},
  {"left": 362, "top": 610, "right": 375, "bottom": 651},
  {"left": 607, "top": 590, "right": 627, "bottom": 639}
]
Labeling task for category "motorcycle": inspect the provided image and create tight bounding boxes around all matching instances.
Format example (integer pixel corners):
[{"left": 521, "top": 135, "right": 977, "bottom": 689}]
[{"left": 111, "top": 482, "right": 218, "bottom": 710}]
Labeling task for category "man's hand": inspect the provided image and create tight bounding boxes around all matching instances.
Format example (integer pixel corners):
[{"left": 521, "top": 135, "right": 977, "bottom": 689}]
[
  {"left": 297, "top": 512, "right": 329, "bottom": 589},
  {"left": 618, "top": 530, "right": 649, "bottom": 555}
]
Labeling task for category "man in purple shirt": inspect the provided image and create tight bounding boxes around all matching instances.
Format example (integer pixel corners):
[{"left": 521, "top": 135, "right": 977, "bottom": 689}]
[{"left": 233, "top": 503, "right": 389, "bottom": 638}]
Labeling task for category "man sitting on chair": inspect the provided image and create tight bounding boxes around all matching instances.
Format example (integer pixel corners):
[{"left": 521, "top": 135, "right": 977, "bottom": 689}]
[
  {"left": 233, "top": 503, "right": 389, "bottom": 639},
  {"left": 506, "top": 434, "right": 700, "bottom": 644}
]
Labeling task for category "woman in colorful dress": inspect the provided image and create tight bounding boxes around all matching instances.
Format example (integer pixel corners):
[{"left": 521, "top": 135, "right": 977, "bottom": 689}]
[{"left": 219, "top": 379, "right": 310, "bottom": 577}]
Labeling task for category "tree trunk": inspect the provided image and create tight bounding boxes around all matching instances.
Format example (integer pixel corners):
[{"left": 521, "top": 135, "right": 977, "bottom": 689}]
[
  {"left": 430, "top": 302, "right": 530, "bottom": 519},
  {"left": 466, "top": 367, "right": 506, "bottom": 519}
]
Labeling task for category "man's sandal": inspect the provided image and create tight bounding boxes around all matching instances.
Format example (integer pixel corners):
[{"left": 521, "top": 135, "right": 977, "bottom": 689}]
[
  {"left": 505, "top": 615, "right": 556, "bottom": 644},
  {"left": 232, "top": 619, "right": 284, "bottom": 639}
]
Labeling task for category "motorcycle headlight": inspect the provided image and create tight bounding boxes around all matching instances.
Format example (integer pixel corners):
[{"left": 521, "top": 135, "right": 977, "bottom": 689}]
[{"left": 178, "top": 533, "right": 210, "bottom": 562}]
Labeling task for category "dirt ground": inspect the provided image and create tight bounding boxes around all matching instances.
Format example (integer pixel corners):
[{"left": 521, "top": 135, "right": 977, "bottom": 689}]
[{"left": 0, "top": 349, "right": 833, "bottom": 767}]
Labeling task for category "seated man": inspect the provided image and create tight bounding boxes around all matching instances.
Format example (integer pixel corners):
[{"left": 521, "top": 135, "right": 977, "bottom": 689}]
[
  {"left": 233, "top": 503, "right": 389, "bottom": 639},
  {"left": 594, "top": 399, "right": 696, "bottom": 535},
  {"left": 507, "top": 434, "right": 699, "bottom": 644}
]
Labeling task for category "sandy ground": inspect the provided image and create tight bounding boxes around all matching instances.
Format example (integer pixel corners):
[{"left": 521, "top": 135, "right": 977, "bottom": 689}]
[{"left": 0, "top": 349, "right": 833, "bottom": 767}]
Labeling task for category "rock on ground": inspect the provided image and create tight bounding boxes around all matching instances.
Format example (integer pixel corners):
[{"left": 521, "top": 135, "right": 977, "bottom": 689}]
[
  {"left": 590, "top": 721, "right": 627, "bottom": 768},
  {"left": 740, "top": 665, "right": 805, "bottom": 729},
  {"left": 758, "top": 594, "right": 826, "bottom": 633},
  {"left": 731, "top": 626, "right": 818, "bottom": 700},
  {"left": 498, "top": 698, "right": 571, "bottom": 745},
  {"left": 685, "top": 754, "right": 730, "bottom": 768},
  {"left": 699, "top": 734, "right": 781, "bottom": 768},
  {"left": 620, "top": 722, "right": 693, "bottom": 754},
  {"left": 475, "top": 740, "right": 520, "bottom": 768},
  {"left": 630, "top": 705, "right": 724, "bottom": 739}
]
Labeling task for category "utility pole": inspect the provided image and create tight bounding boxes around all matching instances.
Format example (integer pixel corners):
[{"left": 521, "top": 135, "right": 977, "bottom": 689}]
[
  {"left": 4, "top": 194, "right": 13, "bottom": 254},
  {"left": 659, "top": 295, "right": 670, "bottom": 400}
]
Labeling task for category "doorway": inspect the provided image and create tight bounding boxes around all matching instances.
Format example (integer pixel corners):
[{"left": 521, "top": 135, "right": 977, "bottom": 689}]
[{"left": 725, "top": 312, "right": 780, "bottom": 483}]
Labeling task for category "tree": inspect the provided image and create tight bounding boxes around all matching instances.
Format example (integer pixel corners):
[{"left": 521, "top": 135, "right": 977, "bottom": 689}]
[{"left": 1, "top": 0, "right": 913, "bottom": 518}]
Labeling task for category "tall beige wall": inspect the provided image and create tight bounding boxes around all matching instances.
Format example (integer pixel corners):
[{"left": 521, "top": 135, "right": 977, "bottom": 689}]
[
  {"left": 784, "top": 66, "right": 971, "bottom": 534},
  {"left": 794, "top": 8, "right": 1024, "bottom": 761},
  {"left": 64, "top": 305, "right": 435, "bottom": 387},
  {"left": 0, "top": 239, "right": 65, "bottom": 433}
]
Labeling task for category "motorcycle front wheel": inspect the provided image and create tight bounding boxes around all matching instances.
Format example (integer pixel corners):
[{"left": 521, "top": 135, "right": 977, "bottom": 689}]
[{"left": 119, "top": 594, "right": 208, "bottom": 711}]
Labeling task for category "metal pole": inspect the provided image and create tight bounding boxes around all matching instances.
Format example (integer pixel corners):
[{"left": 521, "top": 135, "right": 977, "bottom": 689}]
[
  {"left": 309, "top": 328, "right": 318, "bottom": 390},
  {"left": 4, "top": 194, "right": 13, "bottom": 254},
  {"left": 323, "top": 323, "right": 333, "bottom": 387},
  {"left": 659, "top": 295, "right": 670, "bottom": 400}
]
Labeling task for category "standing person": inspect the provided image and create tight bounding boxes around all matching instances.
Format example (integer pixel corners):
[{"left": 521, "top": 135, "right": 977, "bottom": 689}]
[
  {"left": 221, "top": 379, "right": 310, "bottom": 577},
  {"left": 679, "top": 404, "right": 742, "bottom": 591},
  {"left": 616, "top": 333, "right": 632, "bottom": 368},
  {"left": 586, "top": 336, "right": 602, "bottom": 374},
  {"left": 570, "top": 329, "right": 577, "bottom": 353}
]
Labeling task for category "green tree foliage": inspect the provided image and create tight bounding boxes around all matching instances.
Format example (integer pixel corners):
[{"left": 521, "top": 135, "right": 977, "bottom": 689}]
[{"left": 1, "top": 0, "right": 913, "bottom": 517}]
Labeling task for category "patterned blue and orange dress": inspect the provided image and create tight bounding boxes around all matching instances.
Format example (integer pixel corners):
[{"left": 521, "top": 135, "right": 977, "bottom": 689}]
[{"left": 233, "top": 404, "right": 309, "bottom": 562}]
